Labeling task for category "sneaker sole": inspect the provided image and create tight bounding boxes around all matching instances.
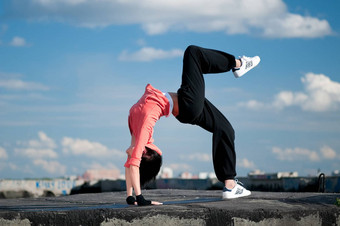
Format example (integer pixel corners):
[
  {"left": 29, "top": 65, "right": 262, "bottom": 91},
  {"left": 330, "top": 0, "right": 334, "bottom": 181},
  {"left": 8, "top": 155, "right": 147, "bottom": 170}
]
[{"left": 222, "top": 191, "right": 251, "bottom": 199}]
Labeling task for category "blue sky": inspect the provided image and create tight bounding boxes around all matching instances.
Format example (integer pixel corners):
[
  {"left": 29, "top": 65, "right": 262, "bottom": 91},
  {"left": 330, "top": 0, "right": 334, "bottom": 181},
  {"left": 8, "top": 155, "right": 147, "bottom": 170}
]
[{"left": 0, "top": 0, "right": 339, "bottom": 179}]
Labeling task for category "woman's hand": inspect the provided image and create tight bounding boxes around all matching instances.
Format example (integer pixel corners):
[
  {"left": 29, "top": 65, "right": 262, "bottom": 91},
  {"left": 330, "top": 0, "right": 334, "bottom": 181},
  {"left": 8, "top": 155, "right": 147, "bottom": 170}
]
[
  {"left": 151, "top": 201, "right": 163, "bottom": 205},
  {"left": 126, "top": 145, "right": 134, "bottom": 158},
  {"left": 126, "top": 134, "right": 136, "bottom": 159},
  {"left": 127, "top": 196, "right": 162, "bottom": 206},
  {"left": 136, "top": 194, "right": 163, "bottom": 206},
  {"left": 126, "top": 196, "right": 137, "bottom": 205}
]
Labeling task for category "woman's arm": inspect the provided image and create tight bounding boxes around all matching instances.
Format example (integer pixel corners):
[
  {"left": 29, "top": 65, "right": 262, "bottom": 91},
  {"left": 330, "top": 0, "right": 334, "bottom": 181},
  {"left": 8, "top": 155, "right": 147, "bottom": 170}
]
[
  {"left": 129, "top": 165, "right": 142, "bottom": 196},
  {"left": 125, "top": 135, "right": 137, "bottom": 204},
  {"left": 125, "top": 167, "right": 134, "bottom": 197},
  {"left": 126, "top": 134, "right": 142, "bottom": 196},
  {"left": 125, "top": 135, "right": 162, "bottom": 206}
]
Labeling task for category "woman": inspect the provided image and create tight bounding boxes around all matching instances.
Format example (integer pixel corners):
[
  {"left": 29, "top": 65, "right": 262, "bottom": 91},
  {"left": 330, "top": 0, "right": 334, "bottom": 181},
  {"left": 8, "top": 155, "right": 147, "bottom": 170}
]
[{"left": 125, "top": 45, "right": 260, "bottom": 206}]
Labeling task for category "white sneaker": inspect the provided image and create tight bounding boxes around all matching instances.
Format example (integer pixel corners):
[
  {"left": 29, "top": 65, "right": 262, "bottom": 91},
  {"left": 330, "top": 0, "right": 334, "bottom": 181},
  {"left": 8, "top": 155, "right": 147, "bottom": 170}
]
[
  {"left": 222, "top": 180, "right": 251, "bottom": 199},
  {"left": 233, "top": 55, "right": 261, "bottom": 78}
]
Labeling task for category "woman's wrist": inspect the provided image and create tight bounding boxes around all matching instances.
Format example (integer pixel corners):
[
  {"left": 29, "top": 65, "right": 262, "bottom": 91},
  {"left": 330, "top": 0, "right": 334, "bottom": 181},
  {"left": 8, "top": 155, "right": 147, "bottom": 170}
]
[
  {"left": 126, "top": 196, "right": 136, "bottom": 205},
  {"left": 136, "top": 194, "right": 152, "bottom": 206}
]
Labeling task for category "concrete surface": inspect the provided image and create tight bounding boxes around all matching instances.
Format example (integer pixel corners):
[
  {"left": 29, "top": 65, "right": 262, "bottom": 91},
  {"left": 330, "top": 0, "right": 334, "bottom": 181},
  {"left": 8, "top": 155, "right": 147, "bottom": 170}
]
[{"left": 0, "top": 189, "right": 339, "bottom": 225}]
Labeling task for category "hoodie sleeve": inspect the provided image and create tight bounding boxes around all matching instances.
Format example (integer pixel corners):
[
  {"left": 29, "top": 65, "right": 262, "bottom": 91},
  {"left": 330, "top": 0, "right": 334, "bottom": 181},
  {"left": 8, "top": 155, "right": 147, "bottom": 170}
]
[{"left": 124, "top": 107, "right": 158, "bottom": 168}]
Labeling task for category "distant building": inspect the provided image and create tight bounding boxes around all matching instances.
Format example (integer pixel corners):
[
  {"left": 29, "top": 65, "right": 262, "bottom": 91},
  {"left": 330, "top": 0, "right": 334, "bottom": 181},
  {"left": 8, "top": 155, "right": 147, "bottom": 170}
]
[
  {"left": 332, "top": 170, "right": 340, "bottom": 176},
  {"left": 160, "top": 167, "right": 173, "bottom": 178},
  {"left": 199, "top": 172, "right": 209, "bottom": 179},
  {"left": 198, "top": 172, "right": 216, "bottom": 179},
  {"left": 179, "top": 172, "right": 192, "bottom": 179},
  {"left": 248, "top": 169, "right": 266, "bottom": 178},
  {"left": 248, "top": 170, "right": 298, "bottom": 179},
  {"left": 81, "top": 169, "right": 120, "bottom": 181},
  {"left": 277, "top": 171, "right": 298, "bottom": 178},
  {"left": 0, "top": 178, "right": 84, "bottom": 198}
]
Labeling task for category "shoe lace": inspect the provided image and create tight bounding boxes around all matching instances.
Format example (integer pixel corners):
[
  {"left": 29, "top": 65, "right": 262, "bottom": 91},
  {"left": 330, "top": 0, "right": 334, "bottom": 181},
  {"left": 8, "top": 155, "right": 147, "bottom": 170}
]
[
  {"left": 239, "top": 56, "right": 253, "bottom": 69},
  {"left": 235, "top": 179, "right": 244, "bottom": 186},
  {"left": 223, "top": 179, "right": 245, "bottom": 192}
]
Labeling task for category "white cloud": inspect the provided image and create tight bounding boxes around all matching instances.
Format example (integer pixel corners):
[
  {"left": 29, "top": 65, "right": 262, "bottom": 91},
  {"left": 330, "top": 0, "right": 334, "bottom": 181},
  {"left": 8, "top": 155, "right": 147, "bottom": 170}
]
[
  {"left": 15, "top": 131, "right": 58, "bottom": 159},
  {"left": 180, "top": 153, "right": 210, "bottom": 162},
  {"left": 62, "top": 137, "right": 125, "bottom": 158},
  {"left": 272, "top": 91, "right": 308, "bottom": 110},
  {"left": 30, "top": 131, "right": 57, "bottom": 149},
  {"left": 33, "top": 159, "right": 66, "bottom": 175},
  {"left": 240, "top": 73, "right": 340, "bottom": 112},
  {"left": 237, "top": 100, "right": 265, "bottom": 110},
  {"left": 0, "top": 147, "right": 8, "bottom": 160},
  {"left": 238, "top": 158, "right": 256, "bottom": 169},
  {"left": 272, "top": 146, "right": 320, "bottom": 162},
  {"left": 9, "top": 36, "right": 29, "bottom": 47},
  {"left": 274, "top": 73, "right": 340, "bottom": 112},
  {"left": 8, "top": 162, "right": 18, "bottom": 171},
  {"left": 16, "top": 148, "right": 58, "bottom": 159},
  {"left": 166, "top": 163, "right": 192, "bottom": 172},
  {"left": 3, "top": 0, "right": 332, "bottom": 38},
  {"left": 273, "top": 145, "right": 339, "bottom": 163},
  {"left": 85, "top": 162, "right": 119, "bottom": 170},
  {"left": 320, "top": 146, "right": 337, "bottom": 159},
  {"left": 262, "top": 14, "right": 332, "bottom": 38},
  {"left": 119, "top": 47, "right": 183, "bottom": 62},
  {"left": 0, "top": 79, "right": 49, "bottom": 91}
]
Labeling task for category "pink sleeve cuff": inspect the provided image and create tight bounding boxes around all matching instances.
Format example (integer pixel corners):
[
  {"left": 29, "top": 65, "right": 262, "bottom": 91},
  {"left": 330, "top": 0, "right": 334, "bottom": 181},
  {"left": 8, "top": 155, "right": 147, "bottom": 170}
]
[{"left": 124, "top": 157, "right": 141, "bottom": 168}]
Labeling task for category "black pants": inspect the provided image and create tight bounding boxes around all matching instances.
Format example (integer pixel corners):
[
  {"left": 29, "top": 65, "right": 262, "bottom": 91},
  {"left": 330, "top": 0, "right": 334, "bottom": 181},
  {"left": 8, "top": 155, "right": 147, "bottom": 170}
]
[{"left": 176, "top": 45, "right": 237, "bottom": 182}]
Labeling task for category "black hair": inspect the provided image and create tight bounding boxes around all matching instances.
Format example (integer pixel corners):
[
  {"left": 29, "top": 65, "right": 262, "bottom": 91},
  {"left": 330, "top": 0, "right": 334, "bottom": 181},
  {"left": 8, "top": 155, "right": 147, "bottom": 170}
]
[{"left": 139, "top": 147, "right": 162, "bottom": 187}]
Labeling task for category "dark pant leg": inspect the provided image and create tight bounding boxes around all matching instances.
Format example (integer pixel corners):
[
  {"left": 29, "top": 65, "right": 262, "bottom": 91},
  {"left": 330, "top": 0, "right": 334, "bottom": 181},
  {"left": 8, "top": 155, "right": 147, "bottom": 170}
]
[
  {"left": 175, "top": 45, "right": 237, "bottom": 182},
  {"left": 176, "top": 45, "right": 235, "bottom": 124},
  {"left": 196, "top": 99, "right": 236, "bottom": 181}
]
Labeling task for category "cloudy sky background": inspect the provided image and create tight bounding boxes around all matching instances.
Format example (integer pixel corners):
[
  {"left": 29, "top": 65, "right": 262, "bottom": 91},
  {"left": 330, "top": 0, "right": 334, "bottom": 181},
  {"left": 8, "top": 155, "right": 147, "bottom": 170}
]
[{"left": 0, "top": 0, "right": 339, "bottom": 179}]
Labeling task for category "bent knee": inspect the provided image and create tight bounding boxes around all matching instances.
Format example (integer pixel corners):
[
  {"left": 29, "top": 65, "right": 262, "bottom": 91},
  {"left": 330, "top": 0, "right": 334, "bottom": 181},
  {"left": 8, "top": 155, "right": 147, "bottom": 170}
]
[{"left": 184, "top": 45, "right": 200, "bottom": 57}]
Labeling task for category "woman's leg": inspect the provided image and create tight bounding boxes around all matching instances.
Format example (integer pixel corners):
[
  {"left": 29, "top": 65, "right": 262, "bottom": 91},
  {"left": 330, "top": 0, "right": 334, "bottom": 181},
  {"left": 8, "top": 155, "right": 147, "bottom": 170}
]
[
  {"left": 175, "top": 45, "right": 256, "bottom": 198},
  {"left": 175, "top": 45, "right": 237, "bottom": 182},
  {"left": 195, "top": 98, "right": 237, "bottom": 182},
  {"left": 176, "top": 45, "right": 236, "bottom": 124}
]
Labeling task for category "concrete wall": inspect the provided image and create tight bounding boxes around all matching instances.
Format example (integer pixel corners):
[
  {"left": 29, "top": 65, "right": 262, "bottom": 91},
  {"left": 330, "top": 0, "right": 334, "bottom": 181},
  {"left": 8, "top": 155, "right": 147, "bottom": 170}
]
[
  {"left": 0, "top": 179, "right": 84, "bottom": 198},
  {"left": 1, "top": 176, "right": 339, "bottom": 198}
]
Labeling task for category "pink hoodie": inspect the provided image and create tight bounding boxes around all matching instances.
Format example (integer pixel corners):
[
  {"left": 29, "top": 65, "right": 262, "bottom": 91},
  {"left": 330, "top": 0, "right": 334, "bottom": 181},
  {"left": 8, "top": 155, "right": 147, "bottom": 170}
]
[{"left": 124, "top": 84, "right": 170, "bottom": 168}]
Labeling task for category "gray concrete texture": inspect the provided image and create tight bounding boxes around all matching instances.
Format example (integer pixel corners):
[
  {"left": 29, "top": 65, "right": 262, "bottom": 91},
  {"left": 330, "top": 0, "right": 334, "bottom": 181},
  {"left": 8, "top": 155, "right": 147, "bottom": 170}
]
[{"left": 0, "top": 189, "right": 339, "bottom": 225}]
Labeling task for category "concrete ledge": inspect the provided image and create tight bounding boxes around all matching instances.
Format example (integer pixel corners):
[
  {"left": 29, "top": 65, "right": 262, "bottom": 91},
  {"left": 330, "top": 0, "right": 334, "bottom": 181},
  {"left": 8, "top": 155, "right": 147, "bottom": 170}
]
[{"left": 0, "top": 190, "right": 339, "bottom": 225}]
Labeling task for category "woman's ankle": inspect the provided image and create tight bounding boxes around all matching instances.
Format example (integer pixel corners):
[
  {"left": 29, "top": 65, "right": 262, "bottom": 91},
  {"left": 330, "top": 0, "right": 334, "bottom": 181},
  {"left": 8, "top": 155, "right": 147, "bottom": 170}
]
[{"left": 225, "top": 179, "right": 236, "bottom": 190}]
